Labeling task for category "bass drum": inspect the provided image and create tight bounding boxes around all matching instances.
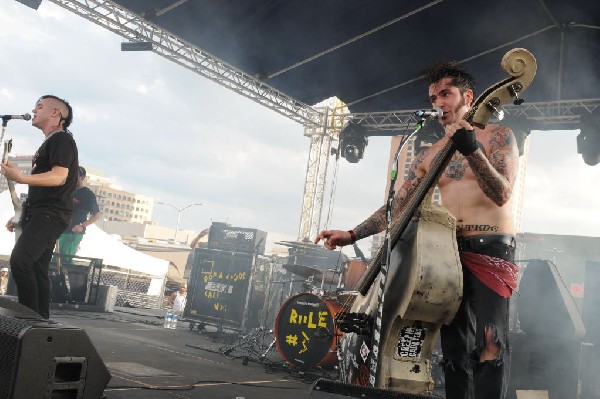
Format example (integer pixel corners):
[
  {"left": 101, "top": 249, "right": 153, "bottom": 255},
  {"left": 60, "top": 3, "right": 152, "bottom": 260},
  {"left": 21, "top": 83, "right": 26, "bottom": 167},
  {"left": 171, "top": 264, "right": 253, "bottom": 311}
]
[
  {"left": 274, "top": 293, "right": 341, "bottom": 369},
  {"left": 343, "top": 260, "right": 367, "bottom": 291}
]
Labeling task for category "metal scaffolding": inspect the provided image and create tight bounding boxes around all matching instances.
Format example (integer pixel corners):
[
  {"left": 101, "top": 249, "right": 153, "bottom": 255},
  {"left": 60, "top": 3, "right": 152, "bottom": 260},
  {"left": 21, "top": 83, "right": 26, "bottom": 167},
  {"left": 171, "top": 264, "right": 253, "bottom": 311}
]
[{"left": 48, "top": 0, "right": 323, "bottom": 128}]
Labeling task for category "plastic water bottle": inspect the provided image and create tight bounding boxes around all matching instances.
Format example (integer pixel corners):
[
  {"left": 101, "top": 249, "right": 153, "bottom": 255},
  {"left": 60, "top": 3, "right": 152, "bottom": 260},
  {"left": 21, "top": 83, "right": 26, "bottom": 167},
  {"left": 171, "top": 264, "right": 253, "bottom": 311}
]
[
  {"left": 164, "top": 310, "right": 173, "bottom": 328},
  {"left": 170, "top": 313, "right": 178, "bottom": 329}
]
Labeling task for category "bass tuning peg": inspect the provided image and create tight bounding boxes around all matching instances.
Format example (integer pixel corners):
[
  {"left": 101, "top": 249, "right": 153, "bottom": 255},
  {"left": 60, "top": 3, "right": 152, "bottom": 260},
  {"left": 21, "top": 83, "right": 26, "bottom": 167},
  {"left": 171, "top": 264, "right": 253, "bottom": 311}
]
[{"left": 508, "top": 82, "right": 525, "bottom": 105}]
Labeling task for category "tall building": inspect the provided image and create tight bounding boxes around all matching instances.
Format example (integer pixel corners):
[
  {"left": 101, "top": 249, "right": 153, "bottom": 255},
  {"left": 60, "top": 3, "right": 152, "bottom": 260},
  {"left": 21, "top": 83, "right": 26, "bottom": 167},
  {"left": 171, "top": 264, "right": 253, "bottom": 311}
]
[
  {"left": 0, "top": 156, "right": 154, "bottom": 224},
  {"left": 0, "top": 155, "right": 33, "bottom": 192},
  {"left": 86, "top": 172, "right": 154, "bottom": 223}
]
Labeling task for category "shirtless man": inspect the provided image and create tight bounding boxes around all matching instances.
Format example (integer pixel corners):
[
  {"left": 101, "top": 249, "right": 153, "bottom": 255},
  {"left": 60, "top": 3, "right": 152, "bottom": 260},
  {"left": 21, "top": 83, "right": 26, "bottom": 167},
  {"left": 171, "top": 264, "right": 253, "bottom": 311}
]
[{"left": 315, "top": 62, "right": 519, "bottom": 399}]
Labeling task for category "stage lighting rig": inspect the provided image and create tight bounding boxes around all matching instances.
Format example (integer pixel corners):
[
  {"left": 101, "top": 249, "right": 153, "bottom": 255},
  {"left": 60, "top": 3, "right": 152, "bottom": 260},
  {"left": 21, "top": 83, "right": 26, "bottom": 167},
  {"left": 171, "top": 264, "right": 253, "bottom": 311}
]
[
  {"left": 577, "top": 113, "right": 600, "bottom": 166},
  {"left": 121, "top": 41, "right": 153, "bottom": 51},
  {"left": 15, "top": 0, "right": 42, "bottom": 9},
  {"left": 339, "top": 121, "right": 368, "bottom": 163}
]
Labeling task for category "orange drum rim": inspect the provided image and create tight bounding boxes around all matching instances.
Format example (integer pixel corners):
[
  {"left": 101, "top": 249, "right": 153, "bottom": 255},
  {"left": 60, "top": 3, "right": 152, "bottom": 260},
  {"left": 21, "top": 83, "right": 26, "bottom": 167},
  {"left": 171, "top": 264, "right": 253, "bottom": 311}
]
[
  {"left": 343, "top": 260, "right": 367, "bottom": 291},
  {"left": 274, "top": 292, "right": 341, "bottom": 369}
]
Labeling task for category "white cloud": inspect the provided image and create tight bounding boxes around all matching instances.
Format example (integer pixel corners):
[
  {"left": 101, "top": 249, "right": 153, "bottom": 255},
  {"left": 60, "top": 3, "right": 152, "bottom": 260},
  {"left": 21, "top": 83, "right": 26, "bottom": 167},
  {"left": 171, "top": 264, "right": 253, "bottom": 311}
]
[
  {"left": 0, "top": 89, "right": 15, "bottom": 101},
  {"left": 135, "top": 79, "right": 165, "bottom": 95}
]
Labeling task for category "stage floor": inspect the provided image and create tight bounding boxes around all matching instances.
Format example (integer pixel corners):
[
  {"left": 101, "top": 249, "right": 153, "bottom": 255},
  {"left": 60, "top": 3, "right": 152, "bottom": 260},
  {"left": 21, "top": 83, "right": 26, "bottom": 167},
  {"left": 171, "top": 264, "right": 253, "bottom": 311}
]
[{"left": 51, "top": 307, "right": 327, "bottom": 399}]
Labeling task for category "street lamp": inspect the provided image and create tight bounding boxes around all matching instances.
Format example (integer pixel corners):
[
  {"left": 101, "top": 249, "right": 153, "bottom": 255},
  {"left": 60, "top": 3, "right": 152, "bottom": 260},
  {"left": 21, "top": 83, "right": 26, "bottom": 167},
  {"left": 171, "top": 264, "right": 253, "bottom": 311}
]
[{"left": 158, "top": 201, "right": 202, "bottom": 242}]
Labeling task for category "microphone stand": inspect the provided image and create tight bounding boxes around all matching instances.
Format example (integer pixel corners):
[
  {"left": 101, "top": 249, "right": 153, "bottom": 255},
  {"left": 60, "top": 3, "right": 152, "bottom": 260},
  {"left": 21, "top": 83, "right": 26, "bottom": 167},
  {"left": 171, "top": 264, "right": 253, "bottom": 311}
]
[
  {"left": 1, "top": 117, "right": 10, "bottom": 145},
  {"left": 368, "top": 116, "right": 428, "bottom": 387}
]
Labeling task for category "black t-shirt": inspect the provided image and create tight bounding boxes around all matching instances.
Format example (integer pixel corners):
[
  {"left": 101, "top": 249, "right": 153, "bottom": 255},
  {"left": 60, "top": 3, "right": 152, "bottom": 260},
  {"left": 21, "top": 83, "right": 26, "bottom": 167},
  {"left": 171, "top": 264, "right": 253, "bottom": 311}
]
[
  {"left": 64, "top": 186, "right": 100, "bottom": 232},
  {"left": 27, "top": 130, "right": 79, "bottom": 225}
]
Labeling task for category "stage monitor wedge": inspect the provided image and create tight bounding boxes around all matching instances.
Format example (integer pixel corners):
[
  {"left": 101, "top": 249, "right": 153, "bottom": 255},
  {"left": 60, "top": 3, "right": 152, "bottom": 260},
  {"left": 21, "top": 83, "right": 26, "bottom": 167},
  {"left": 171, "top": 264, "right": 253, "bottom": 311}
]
[
  {"left": 517, "top": 259, "right": 586, "bottom": 340},
  {"left": 0, "top": 298, "right": 110, "bottom": 399}
]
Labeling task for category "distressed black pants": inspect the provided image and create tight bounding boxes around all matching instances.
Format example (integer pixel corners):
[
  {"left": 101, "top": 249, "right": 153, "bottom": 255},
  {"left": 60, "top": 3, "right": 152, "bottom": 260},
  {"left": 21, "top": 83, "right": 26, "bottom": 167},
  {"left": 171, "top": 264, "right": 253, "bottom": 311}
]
[
  {"left": 440, "top": 237, "right": 515, "bottom": 399},
  {"left": 10, "top": 212, "right": 67, "bottom": 319}
]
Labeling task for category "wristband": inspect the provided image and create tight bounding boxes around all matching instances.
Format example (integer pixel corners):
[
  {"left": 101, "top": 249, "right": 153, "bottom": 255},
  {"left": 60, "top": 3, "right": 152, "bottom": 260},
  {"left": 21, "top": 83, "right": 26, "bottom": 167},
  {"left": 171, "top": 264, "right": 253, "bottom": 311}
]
[
  {"left": 451, "top": 128, "right": 478, "bottom": 156},
  {"left": 348, "top": 230, "right": 357, "bottom": 244}
]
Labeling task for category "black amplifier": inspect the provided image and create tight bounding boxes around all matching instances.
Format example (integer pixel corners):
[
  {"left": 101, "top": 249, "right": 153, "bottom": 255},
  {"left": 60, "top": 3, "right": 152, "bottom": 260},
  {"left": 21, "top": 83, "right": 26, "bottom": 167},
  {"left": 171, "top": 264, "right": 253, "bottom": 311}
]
[{"left": 207, "top": 222, "right": 267, "bottom": 255}]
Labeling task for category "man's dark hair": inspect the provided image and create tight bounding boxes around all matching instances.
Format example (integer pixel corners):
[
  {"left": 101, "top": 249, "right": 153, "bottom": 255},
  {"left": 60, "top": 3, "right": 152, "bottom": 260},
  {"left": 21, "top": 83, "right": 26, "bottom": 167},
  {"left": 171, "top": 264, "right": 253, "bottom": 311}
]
[
  {"left": 39, "top": 94, "right": 73, "bottom": 128},
  {"left": 78, "top": 166, "right": 86, "bottom": 177},
  {"left": 422, "top": 61, "right": 476, "bottom": 94}
]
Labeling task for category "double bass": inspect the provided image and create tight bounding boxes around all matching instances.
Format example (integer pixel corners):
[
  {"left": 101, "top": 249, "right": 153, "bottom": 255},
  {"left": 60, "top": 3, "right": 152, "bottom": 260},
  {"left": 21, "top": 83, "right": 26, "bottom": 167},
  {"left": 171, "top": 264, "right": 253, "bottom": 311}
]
[{"left": 336, "top": 48, "right": 537, "bottom": 394}]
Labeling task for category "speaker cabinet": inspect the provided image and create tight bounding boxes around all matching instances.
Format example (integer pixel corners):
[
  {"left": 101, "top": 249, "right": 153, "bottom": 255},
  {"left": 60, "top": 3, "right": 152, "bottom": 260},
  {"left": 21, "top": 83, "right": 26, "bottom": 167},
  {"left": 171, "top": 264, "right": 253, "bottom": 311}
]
[
  {"left": 582, "top": 261, "right": 600, "bottom": 398},
  {"left": 516, "top": 259, "right": 585, "bottom": 339},
  {"left": 583, "top": 261, "right": 600, "bottom": 344},
  {"left": 185, "top": 248, "right": 253, "bottom": 329},
  {"left": 207, "top": 222, "right": 267, "bottom": 255},
  {"left": 0, "top": 298, "right": 110, "bottom": 399},
  {"left": 507, "top": 333, "right": 580, "bottom": 399}
]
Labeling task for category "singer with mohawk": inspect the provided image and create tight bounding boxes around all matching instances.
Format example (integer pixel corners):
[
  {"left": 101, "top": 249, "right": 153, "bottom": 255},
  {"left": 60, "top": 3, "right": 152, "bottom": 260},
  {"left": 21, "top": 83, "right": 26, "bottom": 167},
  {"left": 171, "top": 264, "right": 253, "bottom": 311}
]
[
  {"left": 315, "top": 62, "right": 520, "bottom": 399},
  {"left": 1, "top": 95, "right": 79, "bottom": 319}
]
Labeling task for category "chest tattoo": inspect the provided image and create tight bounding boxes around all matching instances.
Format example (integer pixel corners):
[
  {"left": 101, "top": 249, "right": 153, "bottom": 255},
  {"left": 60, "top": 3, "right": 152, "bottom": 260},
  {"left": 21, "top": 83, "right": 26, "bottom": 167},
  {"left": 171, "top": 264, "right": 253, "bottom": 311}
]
[{"left": 445, "top": 155, "right": 468, "bottom": 181}]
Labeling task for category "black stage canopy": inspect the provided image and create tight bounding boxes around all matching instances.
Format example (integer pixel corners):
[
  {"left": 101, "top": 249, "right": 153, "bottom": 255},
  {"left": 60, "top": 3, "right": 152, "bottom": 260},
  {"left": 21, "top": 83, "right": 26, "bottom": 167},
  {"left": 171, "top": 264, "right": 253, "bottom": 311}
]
[{"left": 111, "top": 0, "right": 599, "bottom": 113}]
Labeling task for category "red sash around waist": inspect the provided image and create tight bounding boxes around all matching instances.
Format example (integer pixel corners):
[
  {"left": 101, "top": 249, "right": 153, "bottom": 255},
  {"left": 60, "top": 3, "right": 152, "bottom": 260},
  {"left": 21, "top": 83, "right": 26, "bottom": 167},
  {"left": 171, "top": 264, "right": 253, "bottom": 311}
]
[{"left": 459, "top": 251, "right": 519, "bottom": 298}]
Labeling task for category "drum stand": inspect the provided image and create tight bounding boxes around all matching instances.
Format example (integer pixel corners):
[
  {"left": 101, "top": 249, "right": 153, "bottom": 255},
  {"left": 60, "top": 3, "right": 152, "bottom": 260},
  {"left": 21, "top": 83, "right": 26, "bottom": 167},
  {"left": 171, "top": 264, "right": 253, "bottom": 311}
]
[{"left": 217, "top": 326, "right": 277, "bottom": 365}]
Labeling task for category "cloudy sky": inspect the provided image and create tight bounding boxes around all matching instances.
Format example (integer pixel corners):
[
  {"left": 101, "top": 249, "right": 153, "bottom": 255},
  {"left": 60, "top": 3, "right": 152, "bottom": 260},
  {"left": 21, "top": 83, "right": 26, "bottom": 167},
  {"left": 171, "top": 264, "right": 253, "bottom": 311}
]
[{"left": 1, "top": 1, "right": 598, "bottom": 255}]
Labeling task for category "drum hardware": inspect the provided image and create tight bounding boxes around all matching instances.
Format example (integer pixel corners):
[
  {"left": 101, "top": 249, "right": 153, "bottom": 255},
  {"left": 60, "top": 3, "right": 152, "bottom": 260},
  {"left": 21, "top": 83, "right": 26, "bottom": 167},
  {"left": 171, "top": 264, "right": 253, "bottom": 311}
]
[
  {"left": 217, "top": 325, "right": 277, "bottom": 363},
  {"left": 283, "top": 264, "right": 340, "bottom": 286}
]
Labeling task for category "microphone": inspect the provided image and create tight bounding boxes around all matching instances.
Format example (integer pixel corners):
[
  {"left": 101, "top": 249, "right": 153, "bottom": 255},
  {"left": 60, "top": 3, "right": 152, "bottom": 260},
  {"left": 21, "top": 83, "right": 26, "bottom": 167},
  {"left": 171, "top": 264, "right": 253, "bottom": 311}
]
[
  {"left": 1, "top": 113, "right": 32, "bottom": 121},
  {"left": 414, "top": 108, "right": 443, "bottom": 119}
]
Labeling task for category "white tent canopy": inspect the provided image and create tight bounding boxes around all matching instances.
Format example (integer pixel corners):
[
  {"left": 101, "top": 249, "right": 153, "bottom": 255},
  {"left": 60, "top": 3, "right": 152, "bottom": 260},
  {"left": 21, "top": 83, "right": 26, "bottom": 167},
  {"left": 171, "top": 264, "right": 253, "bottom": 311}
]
[{"left": 0, "top": 186, "right": 168, "bottom": 279}]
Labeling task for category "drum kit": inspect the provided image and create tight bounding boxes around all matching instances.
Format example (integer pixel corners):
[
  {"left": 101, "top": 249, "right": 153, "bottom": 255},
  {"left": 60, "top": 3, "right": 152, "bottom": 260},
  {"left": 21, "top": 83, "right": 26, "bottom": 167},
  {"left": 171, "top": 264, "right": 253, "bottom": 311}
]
[{"left": 273, "top": 259, "right": 367, "bottom": 369}]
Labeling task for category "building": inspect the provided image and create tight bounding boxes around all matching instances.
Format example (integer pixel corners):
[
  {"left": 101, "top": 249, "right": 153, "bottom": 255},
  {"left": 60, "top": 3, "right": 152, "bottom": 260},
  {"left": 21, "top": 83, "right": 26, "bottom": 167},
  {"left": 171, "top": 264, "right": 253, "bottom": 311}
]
[
  {"left": 0, "top": 158, "right": 155, "bottom": 226},
  {"left": 0, "top": 155, "right": 32, "bottom": 192},
  {"left": 86, "top": 172, "right": 154, "bottom": 224}
]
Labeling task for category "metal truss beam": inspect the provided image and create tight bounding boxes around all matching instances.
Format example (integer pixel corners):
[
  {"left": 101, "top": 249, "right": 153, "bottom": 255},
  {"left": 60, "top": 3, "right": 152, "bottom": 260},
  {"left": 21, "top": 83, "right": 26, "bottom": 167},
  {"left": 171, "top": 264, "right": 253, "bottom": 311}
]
[
  {"left": 336, "top": 99, "right": 600, "bottom": 131},
  {"left": 297, "top": 103, "right": 347, "bottom": 241},
  {"left": 298, "top": 132, "right": 333, "bottom": 241},
  {"left": 48, "top": 0, "right": 323, "bottom": 127}
]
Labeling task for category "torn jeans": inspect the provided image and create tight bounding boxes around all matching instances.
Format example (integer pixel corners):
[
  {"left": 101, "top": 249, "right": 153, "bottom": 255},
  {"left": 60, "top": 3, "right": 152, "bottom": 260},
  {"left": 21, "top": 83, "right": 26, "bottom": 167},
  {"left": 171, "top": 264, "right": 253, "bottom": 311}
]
[{"left": 440, "top": 236, "right": 516, "bottom": 399}]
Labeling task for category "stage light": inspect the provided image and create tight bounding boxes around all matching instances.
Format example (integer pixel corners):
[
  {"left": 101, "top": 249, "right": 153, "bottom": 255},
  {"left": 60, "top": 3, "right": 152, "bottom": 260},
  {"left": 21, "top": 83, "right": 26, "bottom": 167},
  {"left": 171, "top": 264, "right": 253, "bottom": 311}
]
[
  {"left": 121, "top": 41, "right": 153, "bottom": 52},
  {"left": 577, "top": 113, "right": 600, "bottom": 166},
  {"left": 339, "top": 121, "right": 368, "bottom": 163},
  {"left": 15, "top": 0, "right": 42, "bottom": 9}
]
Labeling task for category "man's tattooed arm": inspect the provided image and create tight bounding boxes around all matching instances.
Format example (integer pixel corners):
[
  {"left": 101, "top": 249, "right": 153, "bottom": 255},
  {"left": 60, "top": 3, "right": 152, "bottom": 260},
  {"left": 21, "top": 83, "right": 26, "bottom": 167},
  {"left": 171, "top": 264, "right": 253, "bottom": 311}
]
[
  {"left": 466, "top": 126, "right": 519, "bottom": 206},
  {"left": 353, "top": 150, "right": 427, "bottom": 240}
]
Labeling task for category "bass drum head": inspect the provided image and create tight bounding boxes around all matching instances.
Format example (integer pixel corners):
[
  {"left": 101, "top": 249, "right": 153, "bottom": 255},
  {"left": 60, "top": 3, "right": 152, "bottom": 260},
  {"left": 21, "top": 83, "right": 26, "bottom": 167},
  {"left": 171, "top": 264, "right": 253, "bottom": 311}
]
[{"left": 274, "top": 292, "right": 340, "bottom": 369}]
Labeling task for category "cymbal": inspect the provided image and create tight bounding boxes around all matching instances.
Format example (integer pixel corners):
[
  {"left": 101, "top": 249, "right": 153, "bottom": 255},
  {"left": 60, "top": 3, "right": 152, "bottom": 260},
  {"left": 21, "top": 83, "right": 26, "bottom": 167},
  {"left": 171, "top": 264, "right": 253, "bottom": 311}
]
[
  {"left": 276, "top": 240, "right": 325, "bottom": 249},
  {"left": 282, "top": 264, "right": 339, "bottom": 285}
]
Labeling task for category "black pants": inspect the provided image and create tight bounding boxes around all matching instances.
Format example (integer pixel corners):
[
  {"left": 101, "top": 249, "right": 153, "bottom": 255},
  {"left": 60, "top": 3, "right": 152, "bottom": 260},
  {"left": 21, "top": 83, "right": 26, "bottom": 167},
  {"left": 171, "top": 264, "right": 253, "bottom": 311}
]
[
  {"left": 440, "top": 235, "right": 516, "bottom": 399},
  {"left": 10, "top": 212, "right": 67, "bottom": 319}
]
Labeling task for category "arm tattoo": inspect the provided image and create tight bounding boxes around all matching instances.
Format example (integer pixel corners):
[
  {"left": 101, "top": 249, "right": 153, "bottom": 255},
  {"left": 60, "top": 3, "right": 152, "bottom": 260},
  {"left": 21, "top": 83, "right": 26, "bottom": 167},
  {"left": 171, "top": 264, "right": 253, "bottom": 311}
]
[
  {"left": 466, "top": 126, "right": 518, "bottom": 206},
  {"left": 353, "top": 150, "right": 427, "bottom": 240}
]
